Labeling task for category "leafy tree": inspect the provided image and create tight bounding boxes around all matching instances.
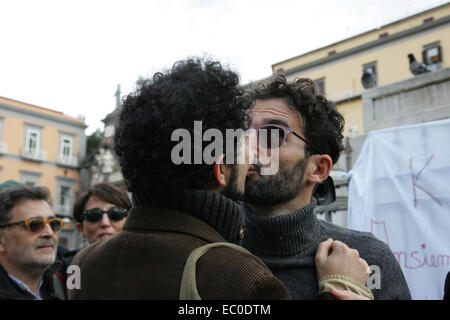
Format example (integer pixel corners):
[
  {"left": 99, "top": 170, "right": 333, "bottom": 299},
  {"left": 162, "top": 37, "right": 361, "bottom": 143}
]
[{"left": 86, "top": 128, "right": 103, "bottom": 156}]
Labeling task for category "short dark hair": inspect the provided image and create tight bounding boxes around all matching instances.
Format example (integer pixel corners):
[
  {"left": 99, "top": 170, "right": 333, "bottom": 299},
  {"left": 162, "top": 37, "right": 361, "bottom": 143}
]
[
  {"left": 73, "top": 183, "right": 132, "bottom": 222},
  {"left": 0, "top": 186, "right": 52, "bottom": 225},
  {"left": 114, "top": 57, "right": 251, "bottom": 193},
  {"left": 246, "top": 75, "right": 345, "bottom": 164}
]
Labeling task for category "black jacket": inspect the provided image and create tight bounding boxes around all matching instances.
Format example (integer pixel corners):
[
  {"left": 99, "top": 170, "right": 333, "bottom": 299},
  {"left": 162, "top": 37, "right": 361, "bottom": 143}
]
[{"left": 0, "top": 262, "right": 62, "bottom": 300}]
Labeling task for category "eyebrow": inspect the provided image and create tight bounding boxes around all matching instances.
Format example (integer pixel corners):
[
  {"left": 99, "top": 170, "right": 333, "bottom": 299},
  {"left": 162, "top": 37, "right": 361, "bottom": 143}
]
[
  {"left": 28, "top": 216, "right": 56, "bottom": 220},
  {"left": 261, "top": 119, "right": 290, "bottom": 127}
]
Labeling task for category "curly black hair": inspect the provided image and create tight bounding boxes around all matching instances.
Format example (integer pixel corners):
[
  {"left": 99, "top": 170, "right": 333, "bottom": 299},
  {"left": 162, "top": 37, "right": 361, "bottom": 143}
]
[
  {"left": 246, "top": 75, "right": 345, "bottom": 164},
  {"left": 114, "top": 57, "right": 251, "bottom": 193},
  {"left": 0, "top": 186, "right": 52, "bottom": 225}
]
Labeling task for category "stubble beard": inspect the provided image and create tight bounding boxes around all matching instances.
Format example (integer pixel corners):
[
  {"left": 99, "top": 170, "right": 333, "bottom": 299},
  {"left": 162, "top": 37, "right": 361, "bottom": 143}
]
[
  {"left": 244, "top": 157, "right": 309, "bottom": 207},
  {"left": 221, "top": 164, "right": 245, "bottom": 202},
  {"left": 13, "top": 244, "right": 56, "bottom": 277}
]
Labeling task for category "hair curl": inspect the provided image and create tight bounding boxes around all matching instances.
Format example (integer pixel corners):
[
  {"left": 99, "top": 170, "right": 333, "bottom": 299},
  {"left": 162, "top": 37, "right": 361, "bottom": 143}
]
[
  {"left": 0, "top": 186, "right": 52, "bottom": 225},
  {"left": 114, "top": 57, "right": 251, "bottom": 193},
  {"left": 72, "top": 183, "right": 132, "bottom": 222},
  {"left": 246, "top": 75, "right": 345, "bottom": 164}
]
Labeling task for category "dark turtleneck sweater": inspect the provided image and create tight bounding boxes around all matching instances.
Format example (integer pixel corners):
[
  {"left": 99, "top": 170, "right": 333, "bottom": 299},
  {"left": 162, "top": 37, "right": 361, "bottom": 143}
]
[
  {"left": 242, "top": 197, "right": 412, "bottom": 300},
  {"left": 70, "top": 188, "right": 292, "bottom": 299},
  {"left": 132, "top": 188, "right": 246, "bottom": 245}
]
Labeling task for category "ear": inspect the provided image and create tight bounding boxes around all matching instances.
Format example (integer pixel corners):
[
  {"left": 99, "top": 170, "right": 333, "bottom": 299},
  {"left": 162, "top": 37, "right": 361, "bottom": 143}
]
[
  {"left": 213, "top": 154, "right": 227, "bottom": 187},
  {"left": 76, "top": 223, "right": 85, "bottom": 237},
  {"left": 307, "top": 154, "right": 333, "bottom": 184}
]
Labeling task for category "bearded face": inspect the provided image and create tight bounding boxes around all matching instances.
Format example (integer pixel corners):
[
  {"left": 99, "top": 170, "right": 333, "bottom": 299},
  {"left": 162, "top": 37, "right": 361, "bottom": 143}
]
[{"left": 244, "top": 98, "right": 311, "bottom": 207}]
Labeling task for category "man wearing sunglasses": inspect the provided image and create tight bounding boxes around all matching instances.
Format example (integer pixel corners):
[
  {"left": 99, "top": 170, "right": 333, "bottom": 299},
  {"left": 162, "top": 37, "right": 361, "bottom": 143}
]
[
  {"left": 0, "top": 183, "right": 63, "bottom": 300},
  {"left": 242, "top": 75, "right": 411, "bottom": 300},
  {"left": 69, "top": 58, "right": 372, "bottom": 300}
]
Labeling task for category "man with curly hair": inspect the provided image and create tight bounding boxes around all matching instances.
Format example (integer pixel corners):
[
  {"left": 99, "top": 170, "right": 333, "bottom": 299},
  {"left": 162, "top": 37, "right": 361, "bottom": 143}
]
[
  {"left": 242, "top": 75, "right": 412, "bottom": 300},
  {"left": 68, "top": 58, "right": 372, "bottom": 300}
]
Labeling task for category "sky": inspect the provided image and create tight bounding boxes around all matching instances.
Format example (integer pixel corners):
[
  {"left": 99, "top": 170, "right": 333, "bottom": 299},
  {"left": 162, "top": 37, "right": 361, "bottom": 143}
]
[{"left": 1, "top": 0, "right": 448, "bottom": 134}]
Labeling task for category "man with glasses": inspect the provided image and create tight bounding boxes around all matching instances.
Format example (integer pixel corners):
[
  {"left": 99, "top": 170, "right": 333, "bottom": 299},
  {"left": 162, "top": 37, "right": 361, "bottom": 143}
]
[
  {"left": 242, "top": 76, "right": 411, "bottom": 300},
  {"left": 0, "top": 181, "right": 63, "bottom": 300},
  {"left": 69, "top": 58, "right": 372, "bottom": 300}
]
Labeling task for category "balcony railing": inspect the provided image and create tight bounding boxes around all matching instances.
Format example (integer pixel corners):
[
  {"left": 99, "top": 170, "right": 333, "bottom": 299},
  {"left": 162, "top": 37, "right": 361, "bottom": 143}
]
[
  {"left": 0, "top": 142, "right": 7, "bottom": 154},
  {"left": 21, "top": 148, "right": 46, "bottom": 162},
  {"left": 57, "top": 155, "right": 79, "bottom": 167}
]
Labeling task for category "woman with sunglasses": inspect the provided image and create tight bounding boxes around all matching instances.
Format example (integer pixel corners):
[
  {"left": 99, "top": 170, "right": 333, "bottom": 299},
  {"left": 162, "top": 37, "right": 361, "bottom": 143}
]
[
  {"left": 73, "top": 183, "right": 132, "bottom": 245},
  {"left": 55, "top": 183, "right": 131, "bottom": 298}
]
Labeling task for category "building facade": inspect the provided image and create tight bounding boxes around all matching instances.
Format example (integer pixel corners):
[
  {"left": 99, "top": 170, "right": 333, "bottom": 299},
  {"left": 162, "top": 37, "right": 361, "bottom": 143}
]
[
  {"left": 268, "top": 3, "right": 450, "bottom": 138},
  {"left": 0, "top": 96, "right": 87, "bottom": 249},
  {"left": 80, "top": 84, "right": 125, "bottom": 191}
]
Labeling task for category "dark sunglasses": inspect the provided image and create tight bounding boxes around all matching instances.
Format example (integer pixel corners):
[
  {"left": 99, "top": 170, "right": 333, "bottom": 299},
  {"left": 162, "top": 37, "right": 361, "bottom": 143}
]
[
  {"left": 82, "top": 207, "right": 128, "bottom": 223},
  {"left": 251, "top": 124, "right": 316, "bottom": 151},
  {"left": 0, "top": 217, "right": 63, "bottom": 234}
]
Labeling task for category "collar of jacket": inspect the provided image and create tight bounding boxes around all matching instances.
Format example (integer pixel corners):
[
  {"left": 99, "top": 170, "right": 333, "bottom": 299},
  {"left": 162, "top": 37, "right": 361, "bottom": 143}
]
[
  {"left": 129, "top": 188, "right": 247, "bottom": 244},
  {"left": 124, "top": 205, "right": 247, "bottom": 245},
  {"left": 0, "top": 261, "right": 62, "bottom": 300}
]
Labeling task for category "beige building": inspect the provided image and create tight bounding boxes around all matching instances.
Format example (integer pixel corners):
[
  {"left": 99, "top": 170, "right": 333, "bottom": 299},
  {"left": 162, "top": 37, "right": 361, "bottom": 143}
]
[
  {"left": 264, "top": 3, "right": 450, "bottom": 138},
  {"left": 0, "top": 96, "right": 87, "bottom": 249}
]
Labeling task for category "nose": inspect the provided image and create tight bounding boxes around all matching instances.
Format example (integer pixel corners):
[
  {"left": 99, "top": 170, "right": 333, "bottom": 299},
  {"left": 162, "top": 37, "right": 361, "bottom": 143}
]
[
  {"left": 243, "top": 130, "right": 257, "bottom": 165},
  {"left": 40, "top": 221, "right": 55, "bottom": 237},
  {"left": 255, "top": 129, "right": 273, "bottom": 166},
  {"left": 100, "top": 213, "right": 112, "bottom": 227}
]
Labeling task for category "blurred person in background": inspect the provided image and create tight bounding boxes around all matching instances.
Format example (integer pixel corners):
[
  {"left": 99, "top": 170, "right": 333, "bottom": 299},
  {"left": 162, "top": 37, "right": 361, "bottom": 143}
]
[
  {"left": 73, "top": 183, "right": 132, "bottom": 245},
  {"left": 0, "top": 182, "right": 63, "bottom": 300},
  {"left": 56, "top": 182, "right": 132, "bottom": 297}
]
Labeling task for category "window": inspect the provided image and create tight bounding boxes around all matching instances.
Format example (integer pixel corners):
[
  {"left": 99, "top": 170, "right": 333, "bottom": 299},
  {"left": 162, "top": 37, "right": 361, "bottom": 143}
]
[
  {"left": 57, "top": 133, "right": 78, "bottom": 167},
  {"left": 104, "top": 125, "right": 115, "bottom": 138},
  {"left": 27, "top": 130, "right": 39, "bottom": 152},
  {"left": 423, "top": 43, "right": 442, "bottom": 72},
  {"left": 24, "top": 126, "right": 42, "bottom": 154},
  {"left": 60, "top": 186, "right": 70, "bottom": 207},
  {"left": 363, "top": 61, "right": 378, "bottom": 77},
  {"left": 56, "top": 178, "right": 74, "bottom": 216},
  {"left": 59, "top": 134, "right": 74, "bottom": 157},
  {"left": 379, "top": 32, "right": 389, "bottom": 39},
  {"left": 423, "top": 17, "right": 434, "bottom": 24},
  {"left": 423, "top": 43, "right": 442, "bottom": 64},
  {"left": 22, "top": 125, "right": 45, "bottom": 161},
  {"left": 328, "top": 50, "right": 336, "bottom": 56},
  {"left": 314, "top": 78, "right": 326, "bottom": 96},
  {"left": 20, "top": 171, "right": 41, "bottom": 187}
]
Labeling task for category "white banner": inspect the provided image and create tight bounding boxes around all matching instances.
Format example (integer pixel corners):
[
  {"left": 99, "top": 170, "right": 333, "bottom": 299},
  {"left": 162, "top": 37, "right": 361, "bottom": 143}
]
[{"left": 348, "top": 119, "right": 450, "bottom": 300}]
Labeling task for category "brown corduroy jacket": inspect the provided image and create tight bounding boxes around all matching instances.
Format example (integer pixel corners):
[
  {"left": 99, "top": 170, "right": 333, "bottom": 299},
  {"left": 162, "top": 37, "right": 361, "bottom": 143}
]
[{"left": 68, "top": 206, "right": 290, "bottom": 300}]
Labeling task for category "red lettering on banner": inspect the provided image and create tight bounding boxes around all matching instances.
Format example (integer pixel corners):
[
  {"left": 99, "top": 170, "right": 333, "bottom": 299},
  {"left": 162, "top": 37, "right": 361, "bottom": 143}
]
[
  {"left": 370, "top": 220, "right": 449, "bottom": 270},
  {"left": 393, "top": 244, "right": 450, "bottom": 269}
]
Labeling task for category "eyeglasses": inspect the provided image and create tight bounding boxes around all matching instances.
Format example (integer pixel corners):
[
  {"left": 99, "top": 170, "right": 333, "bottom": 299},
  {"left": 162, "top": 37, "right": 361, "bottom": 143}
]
[
  {"left": 250, "top": 124, "right": 315, "bottom": 151},
  {"left": 82, "top": 207, "right": 128, "bottom": 223},
  {"left": 0, "top": 217, "right": 64, "bottom": 234}
]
